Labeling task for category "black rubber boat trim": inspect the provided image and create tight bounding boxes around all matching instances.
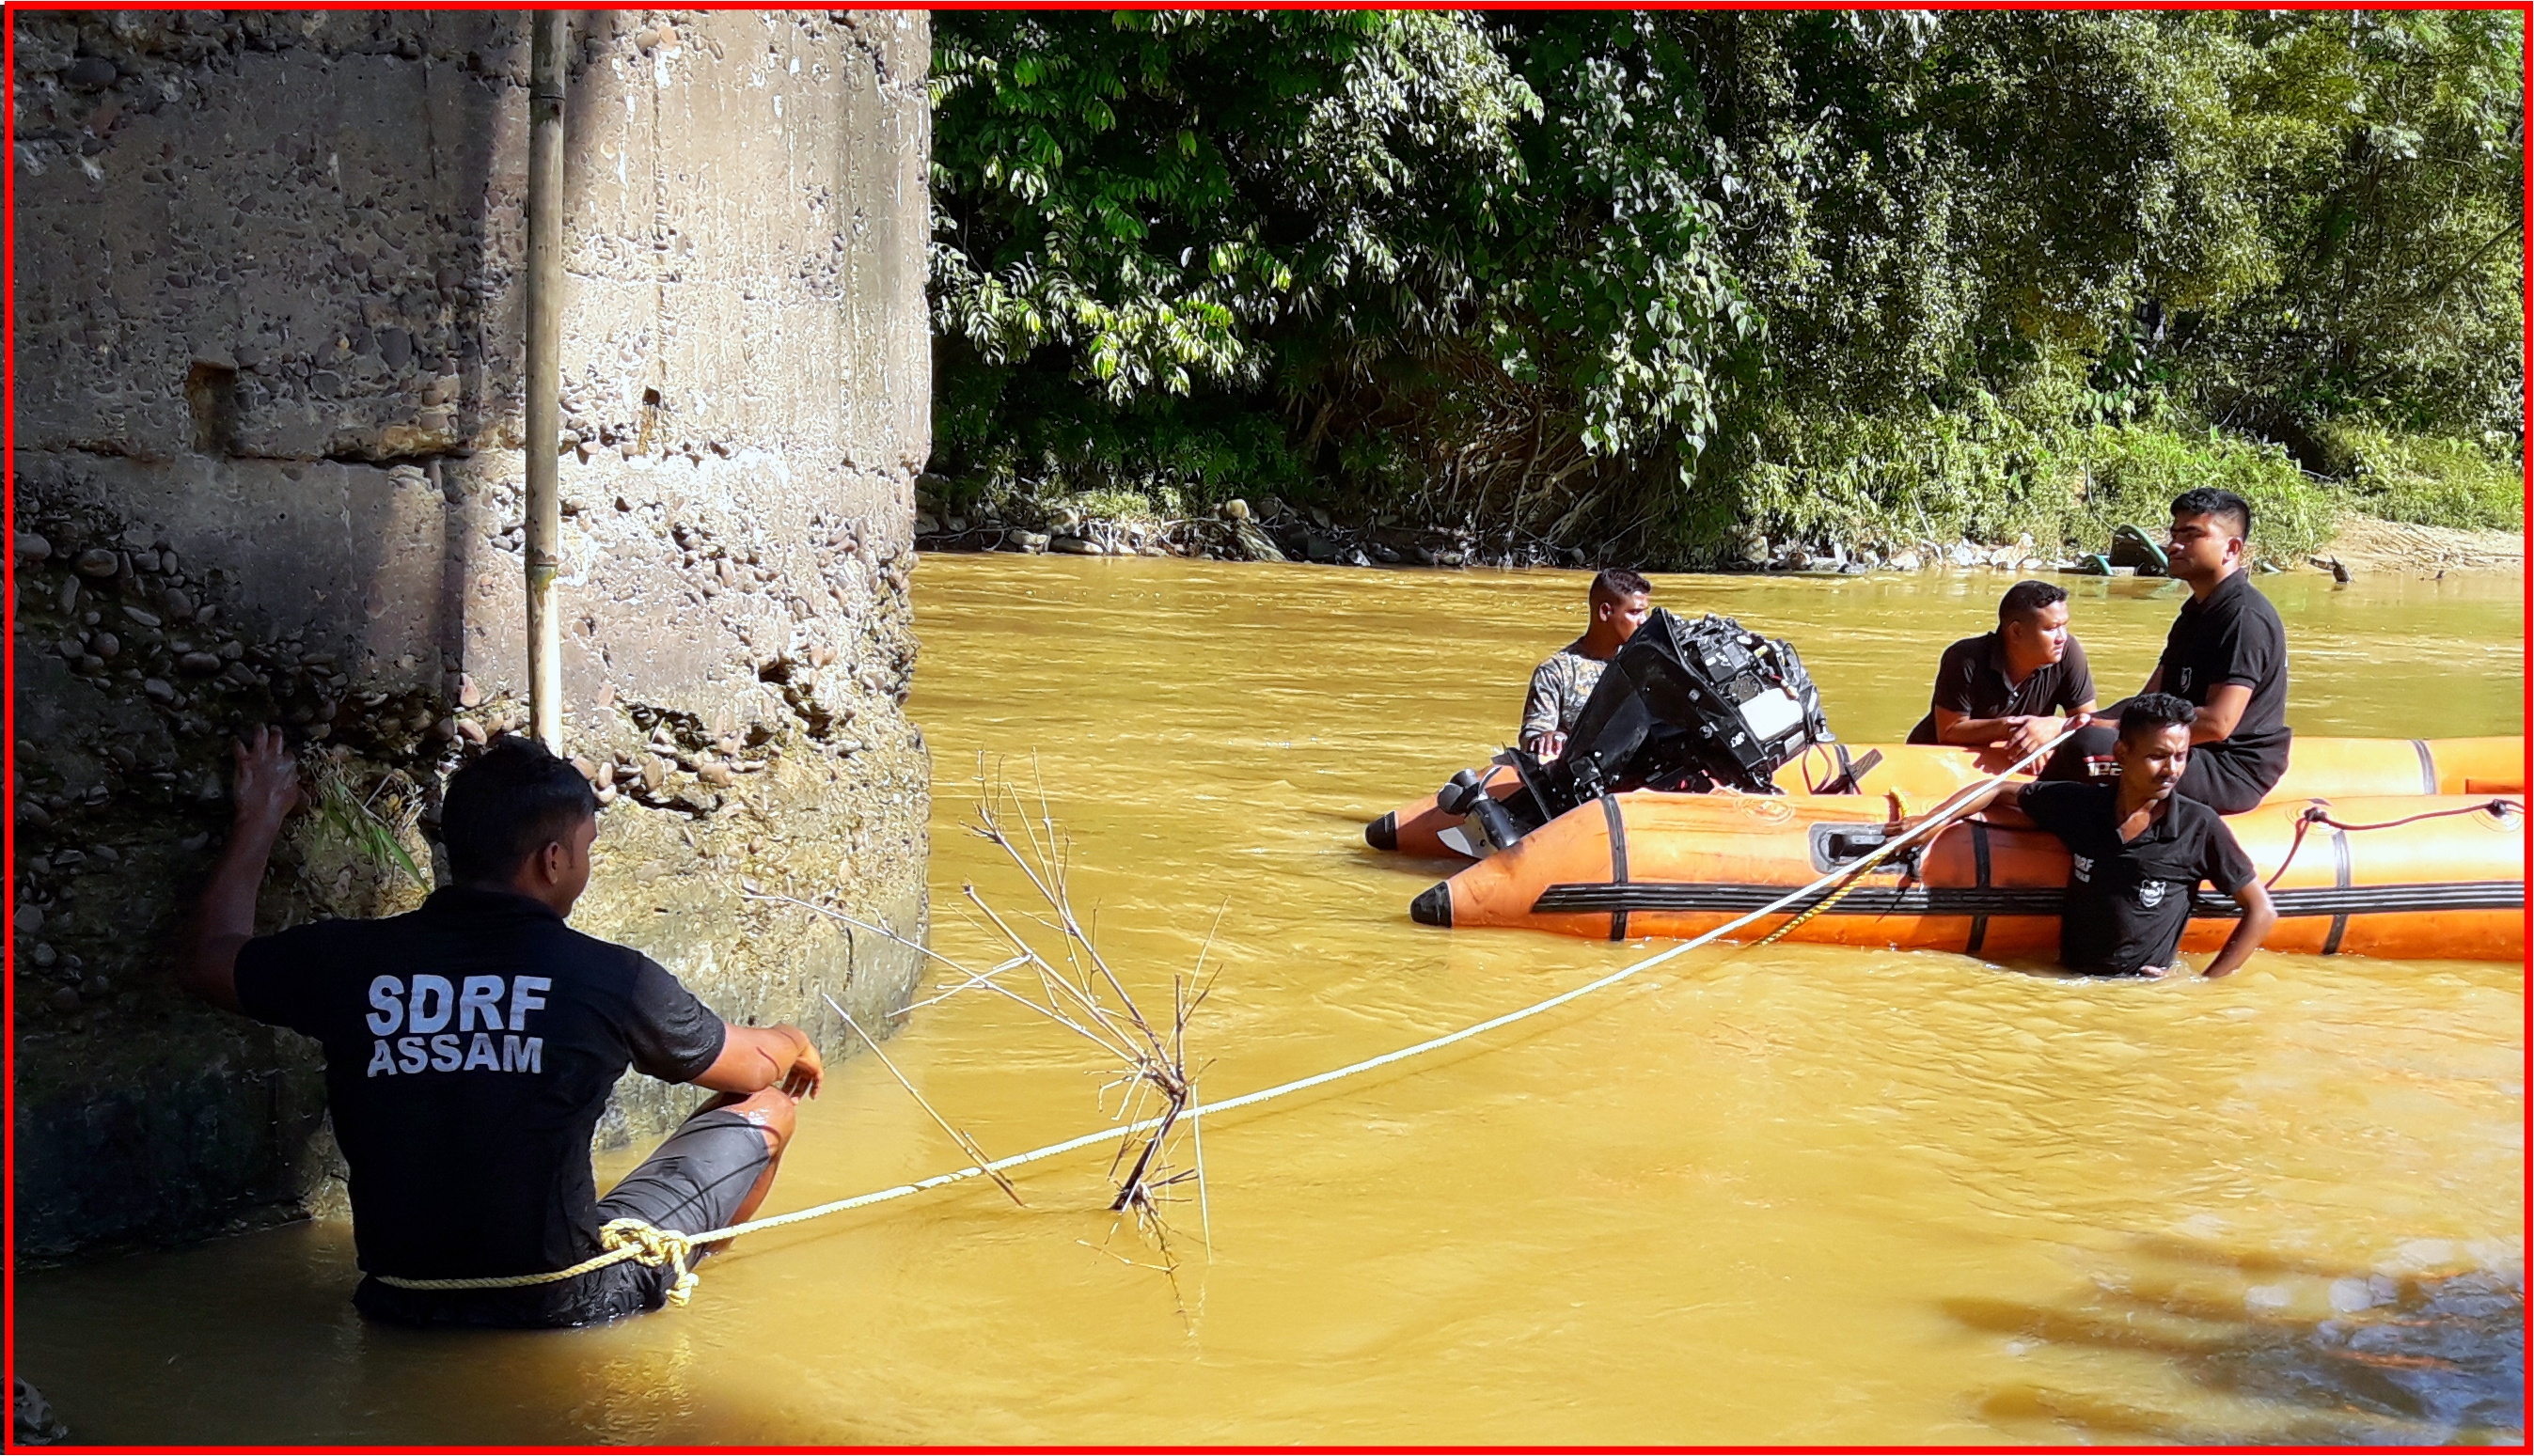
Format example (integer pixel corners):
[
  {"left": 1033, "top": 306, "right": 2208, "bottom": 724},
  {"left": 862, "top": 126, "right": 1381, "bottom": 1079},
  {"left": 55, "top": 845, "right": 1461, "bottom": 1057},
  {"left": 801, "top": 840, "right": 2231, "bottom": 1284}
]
[
  {"left": 1965, "top": 821, "right": 1992, "bottom": 957},
  {"left": 1365, "top": 811, "right": 1398, "bottom": 852},
  {"left": 1529, "top": 880, "right": 2523, "bottom": 919},
  {"left": 2322, "top": 822, "right": 2353, "bottom": 955},
  {"left": 1603, "top": 794, "right": 1629, "bottom": 943},
  {"left": 1410, "top": 882, "right": 1453, "bottom": 928}
]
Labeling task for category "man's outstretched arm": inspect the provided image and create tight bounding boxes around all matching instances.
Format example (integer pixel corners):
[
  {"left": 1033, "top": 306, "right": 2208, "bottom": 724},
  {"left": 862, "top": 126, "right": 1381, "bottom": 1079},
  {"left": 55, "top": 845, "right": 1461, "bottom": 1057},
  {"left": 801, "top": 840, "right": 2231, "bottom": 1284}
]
[
  {"left": 693, "top": 1022, "right": 824, "bottom": 1100},
  {"left": 178, "top": 728, "right": 301, "bottom": 1012}
]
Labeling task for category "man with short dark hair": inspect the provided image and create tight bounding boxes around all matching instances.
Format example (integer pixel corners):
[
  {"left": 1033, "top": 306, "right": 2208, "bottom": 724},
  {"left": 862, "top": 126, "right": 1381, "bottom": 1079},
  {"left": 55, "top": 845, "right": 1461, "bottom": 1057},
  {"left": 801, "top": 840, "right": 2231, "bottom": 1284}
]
[
  {"left": 1521, "top": 568, "right": 1652, "bottom": 759},
  {"left": 181, "top": 729, "right": 826, "bottom": 1328},
  {"left": 1925, "top": 695, "right": 2277, "bottom": 977},
  {"left": 2040, "top": 488, "right": 2290, "bottom": 813},
  {"left": 1907, "top": 579, "right": 2098, "bottom": 756}
]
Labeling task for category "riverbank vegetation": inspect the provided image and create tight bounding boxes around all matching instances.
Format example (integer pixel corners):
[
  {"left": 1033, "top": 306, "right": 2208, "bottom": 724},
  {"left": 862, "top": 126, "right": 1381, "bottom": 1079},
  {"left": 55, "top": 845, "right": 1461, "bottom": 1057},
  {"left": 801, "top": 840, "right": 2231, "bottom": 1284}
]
[{"left": 926, "top": 10, "right": 2521, "bottom": 567}]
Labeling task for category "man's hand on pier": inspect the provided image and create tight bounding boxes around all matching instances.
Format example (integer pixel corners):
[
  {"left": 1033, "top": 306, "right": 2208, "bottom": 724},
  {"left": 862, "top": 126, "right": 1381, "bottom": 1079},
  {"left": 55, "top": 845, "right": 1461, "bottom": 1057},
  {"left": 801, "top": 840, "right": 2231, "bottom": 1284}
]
[{"left": 231, "top": 725, "right": 304, "bottom": 832}]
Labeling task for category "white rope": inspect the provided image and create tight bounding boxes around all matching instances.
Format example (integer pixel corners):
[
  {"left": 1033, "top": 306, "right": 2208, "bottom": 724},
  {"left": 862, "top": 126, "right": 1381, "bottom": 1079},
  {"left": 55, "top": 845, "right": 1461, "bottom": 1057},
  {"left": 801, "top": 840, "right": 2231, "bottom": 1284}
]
[{"left": 724, "top": 730, "right": 2070, "bottom": 1247}]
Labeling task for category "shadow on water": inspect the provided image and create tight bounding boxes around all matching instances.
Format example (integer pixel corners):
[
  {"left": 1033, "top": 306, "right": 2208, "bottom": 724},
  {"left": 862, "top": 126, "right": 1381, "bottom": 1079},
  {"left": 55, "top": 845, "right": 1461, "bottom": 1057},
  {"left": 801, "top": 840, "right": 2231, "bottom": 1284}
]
[{"left": 1953, "top": 1233, "right": 2525, "bottom": 1444}]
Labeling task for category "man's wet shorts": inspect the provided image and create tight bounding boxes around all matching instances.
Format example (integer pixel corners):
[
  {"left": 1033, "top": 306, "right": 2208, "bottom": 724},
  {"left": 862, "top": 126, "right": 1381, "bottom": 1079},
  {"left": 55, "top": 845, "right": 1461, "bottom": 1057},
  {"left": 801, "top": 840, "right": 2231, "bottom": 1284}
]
[{"left": 354, "top": 1106, "right": 773, "bottom": 1329}]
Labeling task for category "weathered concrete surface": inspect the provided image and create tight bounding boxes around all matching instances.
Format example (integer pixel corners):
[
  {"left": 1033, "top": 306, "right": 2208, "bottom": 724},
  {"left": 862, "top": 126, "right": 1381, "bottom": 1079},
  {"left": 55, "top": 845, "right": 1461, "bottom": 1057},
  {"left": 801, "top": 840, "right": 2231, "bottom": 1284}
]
[{"left": 11, "top": 10, "right": 932, "bottom": 1260}]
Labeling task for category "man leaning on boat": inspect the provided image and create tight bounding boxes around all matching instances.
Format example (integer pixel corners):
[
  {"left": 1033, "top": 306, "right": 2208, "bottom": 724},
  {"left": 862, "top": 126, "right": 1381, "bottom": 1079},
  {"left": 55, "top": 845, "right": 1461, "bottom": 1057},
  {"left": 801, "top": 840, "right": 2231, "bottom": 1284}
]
[
  {"left": 1908, "top": 579, "right": 2099, "bottom": 758},
  {"left": 1914, "top": 695, "right": 2279, "bottom": 978}
]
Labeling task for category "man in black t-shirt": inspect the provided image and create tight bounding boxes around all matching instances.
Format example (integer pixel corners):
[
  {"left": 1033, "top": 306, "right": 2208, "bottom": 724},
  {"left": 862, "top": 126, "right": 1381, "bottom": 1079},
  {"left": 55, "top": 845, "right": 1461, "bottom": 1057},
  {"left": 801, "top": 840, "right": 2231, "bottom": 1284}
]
[
  {"left": 1930, "top": 695, "right": 2277, "bottom": 977},
  {"left": 1906, "top": 579, "right": 2099, "bottom": 755},
  {"left": 2039, "top": 488, "right": 2290, "bottom": 813},
  {"left": 180, "top": 731, "right": 826, "bottom": 1327}
]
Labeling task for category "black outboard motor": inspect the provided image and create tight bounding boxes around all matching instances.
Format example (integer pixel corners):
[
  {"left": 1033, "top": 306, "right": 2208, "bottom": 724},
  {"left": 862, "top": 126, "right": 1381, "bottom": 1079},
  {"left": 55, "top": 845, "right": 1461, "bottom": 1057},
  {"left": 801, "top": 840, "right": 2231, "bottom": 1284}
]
[
  {"left": 1519, "top": 608, "right": 1834, "bottom": 821},
  {"left": 1438, "top": 767, "right": 1526, "bottom": 853}
]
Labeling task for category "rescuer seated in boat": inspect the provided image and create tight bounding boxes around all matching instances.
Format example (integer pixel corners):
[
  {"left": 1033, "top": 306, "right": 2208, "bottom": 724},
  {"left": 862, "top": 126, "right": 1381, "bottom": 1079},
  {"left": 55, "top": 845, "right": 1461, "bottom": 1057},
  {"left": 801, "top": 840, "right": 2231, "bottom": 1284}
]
[
  {"left": 2037, "top": 487, "right": 2290, "bottom": 814},
  {"left": 1520, "top": 568, "right": 1653, "bottom": 760},
  {"left": 1924, "top": 694, "right": 2278, "bottom": 978},
  {"left": 178, "top": 729, "right": 826, "bottom": 1328},
  {"left": 1905, "top": 579, "right": 2099, "bottom": 757}
]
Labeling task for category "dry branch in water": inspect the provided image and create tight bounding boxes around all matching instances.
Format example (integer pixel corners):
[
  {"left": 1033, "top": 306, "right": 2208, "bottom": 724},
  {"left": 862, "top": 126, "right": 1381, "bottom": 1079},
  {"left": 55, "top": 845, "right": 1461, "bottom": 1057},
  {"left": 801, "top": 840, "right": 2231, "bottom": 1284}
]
[
  {"left": 952, "top": 764, "right": 1215, "bottom": 1242},
  {"left": 748, "top": 759, "right": 1216, "bottom": 1254}
]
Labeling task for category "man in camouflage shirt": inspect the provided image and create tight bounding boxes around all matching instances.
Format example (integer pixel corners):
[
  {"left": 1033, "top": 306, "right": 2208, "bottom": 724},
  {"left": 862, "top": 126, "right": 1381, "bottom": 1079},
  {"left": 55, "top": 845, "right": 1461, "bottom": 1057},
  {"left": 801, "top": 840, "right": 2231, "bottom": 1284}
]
[{"left": 1519, "top": 569, "right": 1651, "bottom": 759}]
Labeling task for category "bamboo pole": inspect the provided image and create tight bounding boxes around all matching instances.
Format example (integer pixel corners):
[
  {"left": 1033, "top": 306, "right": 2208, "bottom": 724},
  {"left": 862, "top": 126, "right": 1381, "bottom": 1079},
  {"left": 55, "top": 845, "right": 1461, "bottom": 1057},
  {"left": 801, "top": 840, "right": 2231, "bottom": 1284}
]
[{"left": 525, "top": 11, "right": 567, "bottom": 753}]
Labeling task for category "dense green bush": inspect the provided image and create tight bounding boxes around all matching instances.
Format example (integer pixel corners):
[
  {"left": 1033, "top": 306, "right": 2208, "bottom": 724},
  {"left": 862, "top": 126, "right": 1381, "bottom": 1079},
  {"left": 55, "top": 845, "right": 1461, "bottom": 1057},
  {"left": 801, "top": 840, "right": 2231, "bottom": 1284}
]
[
  {"left": 2058, "top": 425, "right": 2337, "bottom": 559},
  {"left": 2315, "top": 425, "right": 2526, "bottom": 533},
  {"left": 930, "top": 10, "right": 2524, "bottom": 562}
]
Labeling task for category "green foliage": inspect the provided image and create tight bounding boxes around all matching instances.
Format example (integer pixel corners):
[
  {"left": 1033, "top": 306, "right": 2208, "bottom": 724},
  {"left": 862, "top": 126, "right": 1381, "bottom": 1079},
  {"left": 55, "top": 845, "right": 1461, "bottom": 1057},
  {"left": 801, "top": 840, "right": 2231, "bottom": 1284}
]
[
  {"left": 1717, "top": 398, "right": 2343, "bottom": 561},
  {"left": 2315, "top": 424, "right": 2526, "bottom": 533},
  {"left": 929, "top": 10, "right": 2524, "bottom": 557},
  {"left": 307, "top": 759, "right": 424, "bottom": 887},
  {"left": 2179, "top": 11, "right": 2526, "bottom": 441},
  {"left": 930, "top": 10, "right": 1534, "bottom": 495},
  {"left": 2057, "top": 423, "right": 2337, "bottom": 558},
  {"left": 1731, "top": 395, "right": 2063, "bottom": 549}
]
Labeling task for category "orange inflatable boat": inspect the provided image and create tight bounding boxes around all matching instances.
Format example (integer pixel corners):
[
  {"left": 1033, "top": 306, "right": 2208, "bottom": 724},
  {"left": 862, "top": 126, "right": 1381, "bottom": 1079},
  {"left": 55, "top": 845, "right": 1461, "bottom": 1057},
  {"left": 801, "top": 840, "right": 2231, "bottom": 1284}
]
[
  {"left": 1409, "top": 791, "right": 2526, "bottom": 962},
  {"left": 1365, "top": 736, "right": 2526, "bottom": 859}
]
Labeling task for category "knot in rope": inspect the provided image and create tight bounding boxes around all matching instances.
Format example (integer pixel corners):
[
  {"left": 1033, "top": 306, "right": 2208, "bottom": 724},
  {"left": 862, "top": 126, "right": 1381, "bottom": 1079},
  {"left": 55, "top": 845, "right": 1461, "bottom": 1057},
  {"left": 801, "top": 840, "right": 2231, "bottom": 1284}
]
[{"left": 600, "top": 1218, "right": 699, "bottom": 1306}]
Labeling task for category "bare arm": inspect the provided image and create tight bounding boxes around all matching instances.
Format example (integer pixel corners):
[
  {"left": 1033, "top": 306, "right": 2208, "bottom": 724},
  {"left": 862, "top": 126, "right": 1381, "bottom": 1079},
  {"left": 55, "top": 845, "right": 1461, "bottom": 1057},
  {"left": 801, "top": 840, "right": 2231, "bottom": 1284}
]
[
  {"left": 1519, "top": 661, "right": 1566, "bottom": 759},
  {"left": 1933, "top": 708, "right": 2081, "bottom": 758},
  {"left": 1930, "top": 707, "right": 2014, "bottom": 746},
  {"left": 2192, "top": 683, "right": 2251, "bottom": 744},
  {"left": 2201, "top": 879, "right": 2274, "bottom": 978},
  {"left": 1901, "top": 780, "right": 2027, "bottom": 834},
  {"left": 693, "top": 1022, "right": 824, "bottom": 1099},
  {"left": 2140, "top": 665, "right": 2164, "bottom": 696},
  {"left": 178, "top": 728, "right": 302, "bottom": 1013}
]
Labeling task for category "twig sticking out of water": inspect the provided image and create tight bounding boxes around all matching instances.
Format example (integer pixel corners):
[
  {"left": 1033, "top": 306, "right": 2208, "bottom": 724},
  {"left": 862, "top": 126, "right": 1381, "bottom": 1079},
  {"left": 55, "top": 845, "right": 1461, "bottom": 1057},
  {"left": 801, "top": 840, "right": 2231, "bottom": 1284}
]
[
  {"left": 954, "top": 760, "right": 1213, "bottom": 1237},
  {"left": 741, "top": 758, "right": 1216, "bottom": 1250},
  {"left": 820, "top": 992, "right": 1024, "bottom": 1208}
]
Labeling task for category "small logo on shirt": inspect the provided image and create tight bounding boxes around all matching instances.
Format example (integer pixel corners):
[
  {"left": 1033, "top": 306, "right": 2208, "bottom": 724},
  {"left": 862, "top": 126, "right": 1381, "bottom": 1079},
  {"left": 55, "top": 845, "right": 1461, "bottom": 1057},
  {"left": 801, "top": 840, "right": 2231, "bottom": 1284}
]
[
  {"left": 2136, "top": 880, "right": 2167, "bottom": 908},
  {"left": 2176, "top": 667, "right": 2193, "bottom": 694},
  {"left": 2071, "top": 853, "right": 2093, "bottom": 884},
  {"left": 362, "top": 974, "right": 549, "bottom": 1078}
]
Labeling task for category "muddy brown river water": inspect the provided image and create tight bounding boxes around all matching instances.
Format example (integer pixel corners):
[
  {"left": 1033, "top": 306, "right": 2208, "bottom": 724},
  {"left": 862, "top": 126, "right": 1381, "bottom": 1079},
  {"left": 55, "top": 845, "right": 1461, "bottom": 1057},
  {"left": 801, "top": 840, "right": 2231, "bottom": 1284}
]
[{"left": 14, "top": 556, "right": 2526, "bottom": 1444}]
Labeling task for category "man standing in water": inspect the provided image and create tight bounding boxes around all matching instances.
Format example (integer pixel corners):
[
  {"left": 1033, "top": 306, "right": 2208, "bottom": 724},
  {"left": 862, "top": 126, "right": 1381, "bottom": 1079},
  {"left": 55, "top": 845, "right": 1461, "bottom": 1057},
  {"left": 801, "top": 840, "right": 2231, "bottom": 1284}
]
[
  {"left": 1907, "top": 579, "right": 2099, "bottom": 755},
  {"left": 1520, "top": 568, "right": 1652, "bottom": 759},
  {"left": 2040, "top": 488, "right": 2290, "bottom": 813},
  {"left": 1925, "top": 696, "right": 2277, "bottom": 977},
  {"left": 180, "top": 730, "right": 825, "bottom": 1327}
]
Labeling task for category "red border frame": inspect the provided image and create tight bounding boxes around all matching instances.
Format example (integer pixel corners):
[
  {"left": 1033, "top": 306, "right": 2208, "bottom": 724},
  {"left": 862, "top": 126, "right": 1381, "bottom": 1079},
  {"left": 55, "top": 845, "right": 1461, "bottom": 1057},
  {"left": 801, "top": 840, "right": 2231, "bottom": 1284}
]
[{"left": 3, "top": 5, "right": 2528, "bottom": 1454}]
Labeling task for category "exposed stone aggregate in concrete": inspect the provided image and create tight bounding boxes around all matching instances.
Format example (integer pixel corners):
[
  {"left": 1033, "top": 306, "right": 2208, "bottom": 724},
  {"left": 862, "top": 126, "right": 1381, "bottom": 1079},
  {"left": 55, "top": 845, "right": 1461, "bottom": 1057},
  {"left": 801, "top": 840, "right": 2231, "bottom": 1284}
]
[{"left": 12, "top": 9, "right": 935, "bottom": 1260}]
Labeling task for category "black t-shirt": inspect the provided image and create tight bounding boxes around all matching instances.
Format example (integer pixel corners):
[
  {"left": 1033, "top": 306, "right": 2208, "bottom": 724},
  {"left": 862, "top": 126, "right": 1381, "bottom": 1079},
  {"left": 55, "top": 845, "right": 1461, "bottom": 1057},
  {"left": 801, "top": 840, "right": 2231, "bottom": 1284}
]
[
  {"left": 1908, "top": 631, "right": 2096, "bottom": 744},
  {"left": 2017, "top": 781, "right": 2257, "bottom": 975},
  {"left": 234, "top": 887, "right": 726, "bottom": 1287},
  {"left": 2157, "top": 569, "right": 2290, "bottom": 791}
]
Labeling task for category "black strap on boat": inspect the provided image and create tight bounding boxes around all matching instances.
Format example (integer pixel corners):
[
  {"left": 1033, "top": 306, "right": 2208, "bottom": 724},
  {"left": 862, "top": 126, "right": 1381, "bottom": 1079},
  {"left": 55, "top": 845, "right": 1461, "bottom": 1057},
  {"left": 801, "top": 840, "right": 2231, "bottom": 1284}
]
[
  {"left": 1965, "top": 821, "right": 1992, "bottom": 958},
  {"left": 2321, "top": 822, "right": 2353, "bottom": 956},
  {"left": 1602, "top": 793, "right": 1629, "bottom": 943},
  {"left": 2411, "top": 739, "right": 2437, "bottom": 795},
  {"left": 1818, "top": 746, "right": 1883, "bottom": 795},
  {"left": 1536, "top": 879, "right": 2520, "bottom": 918}
]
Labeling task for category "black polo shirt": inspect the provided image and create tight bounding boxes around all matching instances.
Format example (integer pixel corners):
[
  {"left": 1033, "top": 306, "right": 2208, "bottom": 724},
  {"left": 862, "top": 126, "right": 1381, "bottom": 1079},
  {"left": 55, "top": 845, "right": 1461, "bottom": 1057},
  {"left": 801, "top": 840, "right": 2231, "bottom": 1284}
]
[
  {"left": 2017, "top": 781, "right": 2257, "bottom": 975},
  {"left": 2158, "top": 569, "right": 2290, "bottom": 793},
  {"left": 233, "top": 887, "right": 727, "bottom": 1315},
  {"left": 1907, "top": 632, "right": 2095, "bottom": 744}
]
